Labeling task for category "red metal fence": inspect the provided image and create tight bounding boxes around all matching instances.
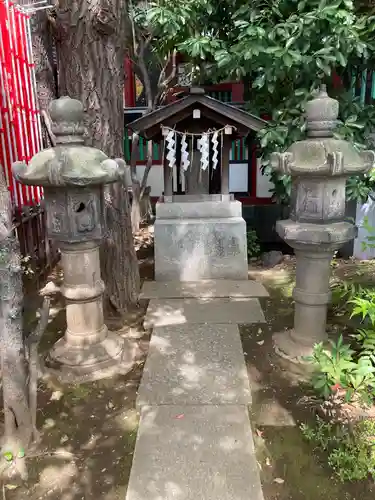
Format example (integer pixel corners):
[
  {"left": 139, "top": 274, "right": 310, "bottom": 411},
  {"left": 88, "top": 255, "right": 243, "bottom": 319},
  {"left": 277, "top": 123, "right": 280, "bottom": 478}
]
[{"left": 0, "top": 1, "right": 57, "bottom": 280}]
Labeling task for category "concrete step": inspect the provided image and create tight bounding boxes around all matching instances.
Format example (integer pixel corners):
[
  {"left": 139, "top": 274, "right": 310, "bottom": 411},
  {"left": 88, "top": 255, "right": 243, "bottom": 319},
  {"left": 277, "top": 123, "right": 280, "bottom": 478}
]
[
  {"left": 140, "top": 280, "right": 269, "bottom": 299},
  {"left": 144, "top": 297, "right": 266, "bottom": 328},
  {"left": 125, "top": 405, "right": 264, "bottom": 500},
  {"left": 137, "top": 324, "right": 251, "bottom": 406}
]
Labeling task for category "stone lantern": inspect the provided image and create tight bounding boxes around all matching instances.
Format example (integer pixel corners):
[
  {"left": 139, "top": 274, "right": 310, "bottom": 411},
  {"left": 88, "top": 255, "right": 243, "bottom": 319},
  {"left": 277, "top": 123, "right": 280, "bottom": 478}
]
[
  {"left": 13, "top": 96, "right": 125, "bottom": 381},
  {"left": 270, "top": 86, "right": 375, "bottom": 362}
]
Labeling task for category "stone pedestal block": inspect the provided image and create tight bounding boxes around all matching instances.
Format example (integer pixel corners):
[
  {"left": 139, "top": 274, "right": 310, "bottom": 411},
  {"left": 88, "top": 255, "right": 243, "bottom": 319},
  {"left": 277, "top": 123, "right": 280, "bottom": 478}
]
[
  {"left": 154, "top": 198, "right": 248, "bottom": 281},
  {"left": 47, "top": 242, "right": 123, "bottom": 381}
]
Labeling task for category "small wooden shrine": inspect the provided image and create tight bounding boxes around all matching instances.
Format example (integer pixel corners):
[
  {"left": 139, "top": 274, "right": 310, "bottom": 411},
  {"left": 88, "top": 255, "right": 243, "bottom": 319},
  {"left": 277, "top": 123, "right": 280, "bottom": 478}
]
[{"left": 128, "top": 88, "right": 267, "bottom": 281}]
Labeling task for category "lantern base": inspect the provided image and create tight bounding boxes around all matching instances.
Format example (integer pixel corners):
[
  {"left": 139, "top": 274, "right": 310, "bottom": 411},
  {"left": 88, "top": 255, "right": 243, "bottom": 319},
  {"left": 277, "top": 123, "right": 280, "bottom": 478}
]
[
  {"left": 45, "top": 330, "right": 139, "bottom": 383},
  {"left": 273, "top": 329, "right": 325, "bottom": 365}
]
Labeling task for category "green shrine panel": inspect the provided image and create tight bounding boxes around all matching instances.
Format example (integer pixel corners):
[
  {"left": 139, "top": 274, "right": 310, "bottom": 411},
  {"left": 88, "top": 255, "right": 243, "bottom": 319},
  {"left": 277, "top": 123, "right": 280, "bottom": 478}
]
[{"left": 124, "top": 128, "right": 248, "bottom": 163}]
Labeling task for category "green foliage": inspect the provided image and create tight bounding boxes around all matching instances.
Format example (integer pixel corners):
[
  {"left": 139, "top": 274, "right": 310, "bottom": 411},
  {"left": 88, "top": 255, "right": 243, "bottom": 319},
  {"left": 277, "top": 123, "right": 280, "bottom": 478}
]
[
  {"left": 301, "top": 416, "right": 375, "bottom": 481},
  {"left": 307, "top": 276, "right": 375, "bottom": 403},
  {"left": 352, "top": 327, "right": 375, "bottom": 360},
  {"left": 349, "top": 286, "right": 375, "bottom": 361},
  {"left": 305, "top": 335, "right": 375, "bottom": 402},
  {"left": 142, "top": 0, "right": 235, "bottom": 84},
  {"left": 146, "top": 0, "right": 375, "bottom": 203},
  {"left": 331, "top": 280, "right": 364, "bottom": 311},
  {"left": 246, "top": 228, "right": 260, "bottom": 258}
]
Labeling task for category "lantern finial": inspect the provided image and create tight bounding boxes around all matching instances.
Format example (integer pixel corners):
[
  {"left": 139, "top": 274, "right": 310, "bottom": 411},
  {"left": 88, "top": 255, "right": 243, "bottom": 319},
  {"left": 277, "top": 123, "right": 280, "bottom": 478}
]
[
  {"left": 49, "top": 96, "right": 85, "bottom": 144},
  {"left": 305, "top": 85, "right": 339, "bottom": 138}
]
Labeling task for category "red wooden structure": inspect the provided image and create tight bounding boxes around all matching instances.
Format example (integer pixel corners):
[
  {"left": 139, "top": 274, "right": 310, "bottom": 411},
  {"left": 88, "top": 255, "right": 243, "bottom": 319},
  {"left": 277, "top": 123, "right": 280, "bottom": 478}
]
[
  {"left": 0, "top": 1, "right": 58, "bottom": 281},
  {"left": 0, "top": 0, "right": 43, "bottom": 208}
]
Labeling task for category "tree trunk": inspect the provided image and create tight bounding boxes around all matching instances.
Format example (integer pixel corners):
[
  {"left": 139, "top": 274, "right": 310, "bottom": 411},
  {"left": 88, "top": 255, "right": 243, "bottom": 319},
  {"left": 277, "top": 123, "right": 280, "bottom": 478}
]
[
  {"left": 55, "top": 0, "right": 140, "bottom": 312},
  {"left": 130, "top": 132, "right": 153, "bottom": 233},
  {"left": 0, "top": 169, "right": 33, "bottom": 455},
  {"left": 131, "top": 181, "right": 142, "bottom": 233},
  {"left": 30, "top": 10, "right": 57, "bottom": 148},
  {"left": 31, "top": 10, "right": 57, "bottom": 111},
  {"left": 129, "top": 45, "right": 176, "bottom": 231}
]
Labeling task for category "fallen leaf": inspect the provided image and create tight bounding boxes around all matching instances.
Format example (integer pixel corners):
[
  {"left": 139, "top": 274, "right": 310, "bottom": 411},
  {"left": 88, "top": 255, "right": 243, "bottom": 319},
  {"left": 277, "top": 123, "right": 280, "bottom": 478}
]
[
  {"left": 265, "top": 457, "right": 271, "bottom": 466},
  {"left": 175, "top": 414, "right": 184, "bottom": 419},
  {"left": 5, "top": 484, "right": 18, "bottom": 490},
  {"left": 257, "top": 340, "right": 265, "bottom": 346},
  {"left": 50, "top": 390, "right": 63, "bottom": 401},
  {"left": 43, "top": 418, "right": 55, "bottom": 430},
  {"left": 257, "top": 328, "right": 262, "bottom": 334},
  {"left": 3, "top": 452, "right": 13, "bottom": 462},
  {"left": 274, "top": 477, "right": 285, "bottom": 484},
  {"left": 256, "top": 429, "right": 264, "bottom": 438}
]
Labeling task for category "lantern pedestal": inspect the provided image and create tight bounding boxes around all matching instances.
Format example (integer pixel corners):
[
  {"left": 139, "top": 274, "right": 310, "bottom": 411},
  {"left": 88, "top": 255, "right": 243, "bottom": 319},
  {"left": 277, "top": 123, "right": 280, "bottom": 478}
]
[
  {"left": 273, "top": 220, "right": 358, "bottom": 362},
  {"left": 48, "top": 332, "right": 124, "bottom": 381},
  {"left": 46, "top": 241, "right": 125, "bottom": 381}
]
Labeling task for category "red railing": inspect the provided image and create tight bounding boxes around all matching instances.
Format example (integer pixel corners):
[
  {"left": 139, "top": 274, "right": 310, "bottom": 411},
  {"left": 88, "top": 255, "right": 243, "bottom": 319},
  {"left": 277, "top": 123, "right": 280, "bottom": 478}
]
[
  {"left": 0, "top": 0, "right": 43, "bottom": 207},
  {"left": 0, "top": 2, "right": 58, "bottom": 280}
]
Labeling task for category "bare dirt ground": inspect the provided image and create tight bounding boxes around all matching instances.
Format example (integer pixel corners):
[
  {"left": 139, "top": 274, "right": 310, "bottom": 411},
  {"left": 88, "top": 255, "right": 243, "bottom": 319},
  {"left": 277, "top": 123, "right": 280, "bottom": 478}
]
[
  {"left": 1, "top": 227, "right": 155, "bottom": 500},
  {"left": 2, "top": 240, "right": 375, "bottom": 499}
]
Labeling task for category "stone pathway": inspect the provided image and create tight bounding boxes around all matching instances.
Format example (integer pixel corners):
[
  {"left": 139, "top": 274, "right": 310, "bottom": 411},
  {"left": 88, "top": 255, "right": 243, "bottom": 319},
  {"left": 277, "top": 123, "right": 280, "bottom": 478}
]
[{"left": 126, "top": 280, "right": 268, "bottom": 500}]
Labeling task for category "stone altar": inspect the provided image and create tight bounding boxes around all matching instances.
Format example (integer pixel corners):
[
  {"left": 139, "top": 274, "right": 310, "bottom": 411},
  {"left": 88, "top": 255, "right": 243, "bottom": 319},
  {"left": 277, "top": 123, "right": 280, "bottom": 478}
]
[
  {"left": 13, "top": 96, "right": 129, "bottom": 381},
  {"left": 270, "top": 86, "right": 375, "bottom": 362},
  {"left": 154, "top": 194, "right": 248, "bottom": 281}
]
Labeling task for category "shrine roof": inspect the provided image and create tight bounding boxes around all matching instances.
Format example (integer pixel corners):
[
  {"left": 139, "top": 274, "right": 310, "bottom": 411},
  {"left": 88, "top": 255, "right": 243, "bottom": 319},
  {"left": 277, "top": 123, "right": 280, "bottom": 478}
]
[{"left": 127, "top": 88, "right": 268, "bottom": 141}]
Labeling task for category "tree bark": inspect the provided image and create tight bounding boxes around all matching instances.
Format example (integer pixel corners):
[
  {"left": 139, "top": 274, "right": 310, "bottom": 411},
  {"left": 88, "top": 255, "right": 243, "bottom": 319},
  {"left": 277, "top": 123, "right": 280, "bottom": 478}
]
[
  {"left": 30, "top": 10, "right": 58, "bottom": 148},
  {"left": 129, "top": 133, "right": 141, "bottom": 233},
  {"left": 131, "top": 139, "right": 153, "bottom": 232},
  {"left": 31, "top": 10, "right": 57, "bottom": 112},
  {"left": 0, "top": 169, "right": 33, "bottom": 454},
  {"left": 129, "top": 42, "right": 177, "bottom": 232},
  {"left": 55, "top": 0, "right": 140, "bottom": 312}
]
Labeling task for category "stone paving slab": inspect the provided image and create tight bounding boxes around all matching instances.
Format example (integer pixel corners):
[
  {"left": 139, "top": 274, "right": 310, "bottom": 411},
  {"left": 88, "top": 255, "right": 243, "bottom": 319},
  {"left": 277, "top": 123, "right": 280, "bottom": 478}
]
[
  {"left": 137, "top": 324, "right": 251, "bottom": 406},
  {"left": 140, "top": 280, "right": 269, "bottom": 299},
  {"left": 144, "top": 297, "right": 266, "bottom": 328},
  {"left": 125, "top": 405, "right": 264, "bottom": 500}
]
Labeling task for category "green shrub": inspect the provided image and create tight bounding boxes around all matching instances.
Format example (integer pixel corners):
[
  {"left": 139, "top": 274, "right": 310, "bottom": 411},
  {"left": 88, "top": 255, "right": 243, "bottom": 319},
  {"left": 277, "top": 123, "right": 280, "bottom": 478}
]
[
  {"left": 305, "top": 335, "right": 375, "bottom": 403},
  {"left": 330, "top": 280, "right": 364, "bottom": 311},
  {"left": 301, "top": 417, "right": 375, "bottom": 482},
  {"left": 303, "top": 226, "right": 375, "bottom": 482},
  {"left": 246, "top": 228, "right": 260, "bottom": 258},
  {"left": 349, "top": 289, "right": 375, "bottom": 361}
]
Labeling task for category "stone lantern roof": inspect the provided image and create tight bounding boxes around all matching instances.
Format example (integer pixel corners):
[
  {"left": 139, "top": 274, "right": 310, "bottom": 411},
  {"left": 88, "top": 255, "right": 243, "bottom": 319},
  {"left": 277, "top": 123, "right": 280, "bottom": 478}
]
[
  {"left": 271, "top": 85, "right": 375, "bottom": 177},
  {"left": 12, "top": 97, "right": 121, "bottom": 187}
]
